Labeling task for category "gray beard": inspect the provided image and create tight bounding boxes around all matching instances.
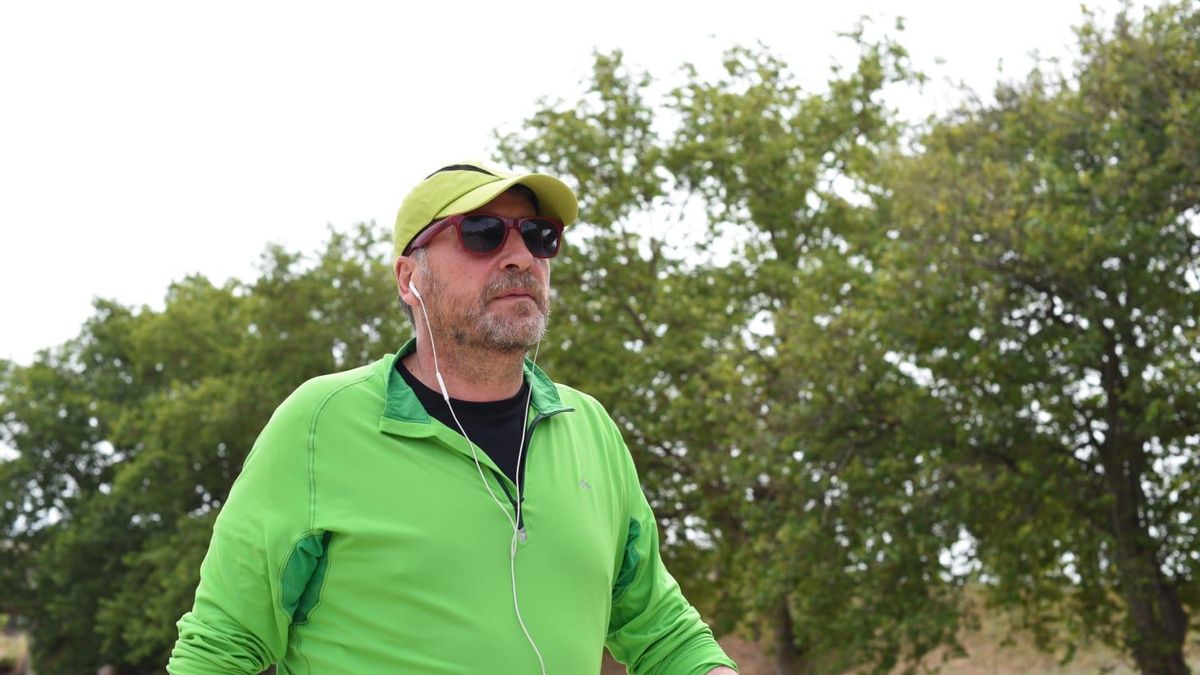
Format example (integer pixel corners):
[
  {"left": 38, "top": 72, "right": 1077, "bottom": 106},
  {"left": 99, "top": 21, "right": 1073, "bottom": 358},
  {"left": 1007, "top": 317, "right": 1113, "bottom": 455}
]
[
  {"left": 424, "top": 269, "right": 550, "bottom": 355},
  {"left": 452, "top": 301, "right": 549, "bottom": 354}
]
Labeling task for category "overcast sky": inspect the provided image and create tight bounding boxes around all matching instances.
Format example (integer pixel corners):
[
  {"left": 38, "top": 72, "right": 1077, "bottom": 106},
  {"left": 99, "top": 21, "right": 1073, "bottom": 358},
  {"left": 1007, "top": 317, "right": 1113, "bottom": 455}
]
[{"left": 1, "top": 0, "right": 1131, "bottom": 365}]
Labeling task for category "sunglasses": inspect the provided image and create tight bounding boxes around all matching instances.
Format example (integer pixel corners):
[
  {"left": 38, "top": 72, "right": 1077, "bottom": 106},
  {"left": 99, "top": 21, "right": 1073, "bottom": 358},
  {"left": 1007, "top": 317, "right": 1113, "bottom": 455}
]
[{"left": 405, "top": 213, "right": 565, "bottom": 259}]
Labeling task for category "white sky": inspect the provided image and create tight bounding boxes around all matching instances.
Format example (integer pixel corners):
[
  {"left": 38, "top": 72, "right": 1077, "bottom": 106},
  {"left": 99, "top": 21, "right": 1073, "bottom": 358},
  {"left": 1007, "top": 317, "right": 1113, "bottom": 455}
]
[{"left": 1, "top": 0, "right": 1129, "bottom": 365}]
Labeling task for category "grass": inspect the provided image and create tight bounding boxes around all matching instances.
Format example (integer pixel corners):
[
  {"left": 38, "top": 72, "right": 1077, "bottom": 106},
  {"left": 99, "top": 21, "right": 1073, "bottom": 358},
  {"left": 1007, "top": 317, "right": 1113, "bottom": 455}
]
[
  {"left": 0, "top": 630, "right": 28, "bottom": 672},
  {"left": 598, "top": 617, "right": 1199, "bottom": 674}
]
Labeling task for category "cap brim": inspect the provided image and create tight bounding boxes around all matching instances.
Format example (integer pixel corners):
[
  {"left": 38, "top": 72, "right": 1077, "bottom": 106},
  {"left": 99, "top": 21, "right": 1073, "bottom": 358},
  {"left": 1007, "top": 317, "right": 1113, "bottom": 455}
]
[{"left": 435, "top": 173, "right": 579, "bottom": 227}]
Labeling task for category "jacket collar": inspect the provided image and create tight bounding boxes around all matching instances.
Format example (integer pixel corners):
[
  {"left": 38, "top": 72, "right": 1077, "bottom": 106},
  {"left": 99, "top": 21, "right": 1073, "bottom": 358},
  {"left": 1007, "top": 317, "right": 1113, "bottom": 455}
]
[{"left": 378, "top": 338, "right": 569, "bottom": 437}]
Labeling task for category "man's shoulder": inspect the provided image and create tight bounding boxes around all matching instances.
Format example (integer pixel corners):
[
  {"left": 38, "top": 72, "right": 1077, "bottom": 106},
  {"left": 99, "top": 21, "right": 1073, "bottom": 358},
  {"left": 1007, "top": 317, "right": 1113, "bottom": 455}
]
[
  {"left": 242, "top": 358, "right": 389, "bottom": 469},
  {"left": 550, "top": 381, "right": 608, "bottom": 413},
  {"left": 275, "top": 358, "right": 387, "bottom": 420}
]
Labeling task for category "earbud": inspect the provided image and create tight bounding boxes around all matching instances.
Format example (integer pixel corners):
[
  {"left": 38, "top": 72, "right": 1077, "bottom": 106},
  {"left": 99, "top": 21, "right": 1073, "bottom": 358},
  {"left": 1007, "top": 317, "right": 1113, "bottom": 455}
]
[{"left": 410, "top": 283, "right": 423, "bottom": 301}]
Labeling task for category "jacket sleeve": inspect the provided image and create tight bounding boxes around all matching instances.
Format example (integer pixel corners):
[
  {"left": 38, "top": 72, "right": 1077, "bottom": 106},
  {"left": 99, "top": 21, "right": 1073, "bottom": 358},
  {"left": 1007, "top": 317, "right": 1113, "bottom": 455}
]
[
  {"left": 605, "top": 434, "right": 737, "bottom": 675},
  {"left": 168, "top": 391, "right": 326, "bottom": 674}
]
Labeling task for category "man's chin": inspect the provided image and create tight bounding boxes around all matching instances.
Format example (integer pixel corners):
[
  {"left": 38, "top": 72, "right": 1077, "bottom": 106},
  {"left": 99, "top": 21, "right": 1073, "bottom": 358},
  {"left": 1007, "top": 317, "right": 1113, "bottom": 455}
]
[
  {"left": 477, "top": 318, "right": 547, "bottom": 353},
  {"left": 486, "top": 302, "right": 546, "bottom": 324},
  {"left": 479, "top": 336, "right": 540, "bottom": 354}
]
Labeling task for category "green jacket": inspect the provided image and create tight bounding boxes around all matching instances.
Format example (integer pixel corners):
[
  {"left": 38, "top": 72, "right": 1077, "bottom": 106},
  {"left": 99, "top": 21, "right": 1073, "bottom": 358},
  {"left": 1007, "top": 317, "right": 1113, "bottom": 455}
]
[{"left": 169, "top": 340, "right": 736, "bottom": 674}]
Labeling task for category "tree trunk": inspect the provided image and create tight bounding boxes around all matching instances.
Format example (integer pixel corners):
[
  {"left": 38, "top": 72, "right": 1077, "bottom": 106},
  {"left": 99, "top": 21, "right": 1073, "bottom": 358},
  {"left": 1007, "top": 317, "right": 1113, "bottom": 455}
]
[
  {"left": 1096, "top": 334, "right": 1191, "bottom": 675},
  {"left": 1109, "top": 505, "right": 1190, "bottom": 675},
  {"left": 773, "top": 598, "right": 809, "bottom": 675},
  {"left": 1101, "top": 429, "right": 1190, "bottom": 675},
  {"left": 1119, "top": 578, "right": 1190, "bottom": 675}
]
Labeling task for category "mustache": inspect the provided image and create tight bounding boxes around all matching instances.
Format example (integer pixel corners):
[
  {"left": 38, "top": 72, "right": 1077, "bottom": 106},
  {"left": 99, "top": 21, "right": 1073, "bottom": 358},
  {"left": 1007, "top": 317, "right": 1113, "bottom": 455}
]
[{"left": 484, "top": 272, "right": 548, "bottom": 311}]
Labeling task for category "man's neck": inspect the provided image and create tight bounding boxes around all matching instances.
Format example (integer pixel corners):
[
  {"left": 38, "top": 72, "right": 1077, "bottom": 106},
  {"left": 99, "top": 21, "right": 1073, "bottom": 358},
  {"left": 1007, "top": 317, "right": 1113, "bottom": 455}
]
[{"left": 402, "top": 340, "right": 527, "bottom": 402}]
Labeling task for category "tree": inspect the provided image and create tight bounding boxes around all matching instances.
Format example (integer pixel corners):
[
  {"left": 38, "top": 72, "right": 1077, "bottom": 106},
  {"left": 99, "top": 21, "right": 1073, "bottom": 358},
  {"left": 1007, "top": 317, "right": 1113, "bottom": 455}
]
[
  {"left": 0, "top": 223, "right": 405, "bottom": 673},
  {"left": 879, "top": 3, "right": 1200, "bottom": 673},
  {"left": 499, "top": 4, "right": 1200, "bottom": 673},
  {"left": 499, "top": 34, "right": 973, "bottom": 673}
]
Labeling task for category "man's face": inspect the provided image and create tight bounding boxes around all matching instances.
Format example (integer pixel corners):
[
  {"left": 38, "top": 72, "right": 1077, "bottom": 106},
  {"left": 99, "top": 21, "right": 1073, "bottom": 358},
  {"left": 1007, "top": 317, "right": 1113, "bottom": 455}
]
[{"left": 413, "top": 190, "right": 551, "bottom": 354}]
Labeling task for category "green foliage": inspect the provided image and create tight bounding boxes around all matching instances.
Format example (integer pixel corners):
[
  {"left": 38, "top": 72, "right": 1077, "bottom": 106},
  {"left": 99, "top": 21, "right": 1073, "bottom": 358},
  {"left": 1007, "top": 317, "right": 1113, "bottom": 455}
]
[
  {"left": 497, "top": 27, "right": 973, "bottom": 675},
  {"left": 0, "top": 223, "right": 404, "bottom": 674},
  {"left": 878, "top": 4, "right": 1200, "bottom": 671},
  {"left": 496, "top": 4, "right": 1199, "bottom": 673}
]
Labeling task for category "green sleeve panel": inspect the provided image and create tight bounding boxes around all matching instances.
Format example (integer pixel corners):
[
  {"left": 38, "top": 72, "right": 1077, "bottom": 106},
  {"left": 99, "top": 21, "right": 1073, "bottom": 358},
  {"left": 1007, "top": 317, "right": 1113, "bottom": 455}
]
[
  {"left": 611, "top": 517, "right": 642, "bottom": 602},
  {"left": 282, "top": 530, "right": 333, "bottom": 624},
  {"left": 605, "top": 436, "right": 738, "bottom": 675},
  {"left": 169, "top": 381, "right": 331, "bottom": 674}
]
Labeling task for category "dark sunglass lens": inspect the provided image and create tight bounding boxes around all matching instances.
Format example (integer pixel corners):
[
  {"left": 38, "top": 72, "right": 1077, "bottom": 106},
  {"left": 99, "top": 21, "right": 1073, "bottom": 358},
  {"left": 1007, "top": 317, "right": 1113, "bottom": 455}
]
[
  {"left": 459, "top": 216, "right": 507, "bottom": 253},
  {"left": 520, "top": 219, "right": 560, "bottom": 257}
]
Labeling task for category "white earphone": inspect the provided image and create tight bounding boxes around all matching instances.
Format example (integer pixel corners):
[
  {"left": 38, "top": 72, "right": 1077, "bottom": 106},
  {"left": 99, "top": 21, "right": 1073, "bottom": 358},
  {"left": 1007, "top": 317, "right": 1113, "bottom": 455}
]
[{"left": 408, "top": 278, "right": 546, "bottom": 674}]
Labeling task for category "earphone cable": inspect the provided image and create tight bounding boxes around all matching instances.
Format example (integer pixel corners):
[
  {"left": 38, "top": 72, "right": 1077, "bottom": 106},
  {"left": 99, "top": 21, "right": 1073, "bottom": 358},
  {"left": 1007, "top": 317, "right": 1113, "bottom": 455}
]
[{"left": 415, "top": 291, "right": 547, "bottom": 675}]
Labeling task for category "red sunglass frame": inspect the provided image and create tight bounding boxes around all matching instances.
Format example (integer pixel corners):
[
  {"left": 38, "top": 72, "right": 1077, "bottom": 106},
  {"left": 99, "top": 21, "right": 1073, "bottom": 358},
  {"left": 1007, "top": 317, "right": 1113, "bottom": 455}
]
[{"left": 404, "top": 213, "right": 565, "bottom": 259}]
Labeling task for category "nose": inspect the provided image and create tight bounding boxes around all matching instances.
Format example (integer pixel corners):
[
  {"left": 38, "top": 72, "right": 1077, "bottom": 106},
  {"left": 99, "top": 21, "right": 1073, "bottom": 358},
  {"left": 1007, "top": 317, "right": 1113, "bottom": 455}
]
[{"left": 495, "top": 223, "right": 536, "bottom": 271}]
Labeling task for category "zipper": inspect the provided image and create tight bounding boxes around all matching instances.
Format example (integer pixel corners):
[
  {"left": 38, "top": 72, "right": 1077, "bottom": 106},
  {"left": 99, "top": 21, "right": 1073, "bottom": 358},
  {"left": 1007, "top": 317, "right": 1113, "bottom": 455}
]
[{"left": 488, "top": 408, "right": 572, "bottom": 534}]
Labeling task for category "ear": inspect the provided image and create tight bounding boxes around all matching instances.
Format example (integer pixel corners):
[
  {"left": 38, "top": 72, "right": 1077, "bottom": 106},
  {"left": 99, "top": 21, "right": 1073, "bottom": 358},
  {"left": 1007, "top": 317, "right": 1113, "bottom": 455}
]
[{"left": 394, "top": 255, "right": 420, "bottom": 309}]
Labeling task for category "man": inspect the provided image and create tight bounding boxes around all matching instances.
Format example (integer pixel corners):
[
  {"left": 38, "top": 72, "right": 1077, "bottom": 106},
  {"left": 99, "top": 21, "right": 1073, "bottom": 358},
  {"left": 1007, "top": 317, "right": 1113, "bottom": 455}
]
[{"left": 169, "top": 160, "right": 737, "bottom": 674}]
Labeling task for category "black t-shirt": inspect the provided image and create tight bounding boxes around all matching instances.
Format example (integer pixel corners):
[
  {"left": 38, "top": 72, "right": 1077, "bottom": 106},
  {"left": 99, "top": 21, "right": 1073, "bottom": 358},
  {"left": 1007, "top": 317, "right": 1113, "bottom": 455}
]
[{"left": 396, "top": 360, "right": 531, "bottom": 490}]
